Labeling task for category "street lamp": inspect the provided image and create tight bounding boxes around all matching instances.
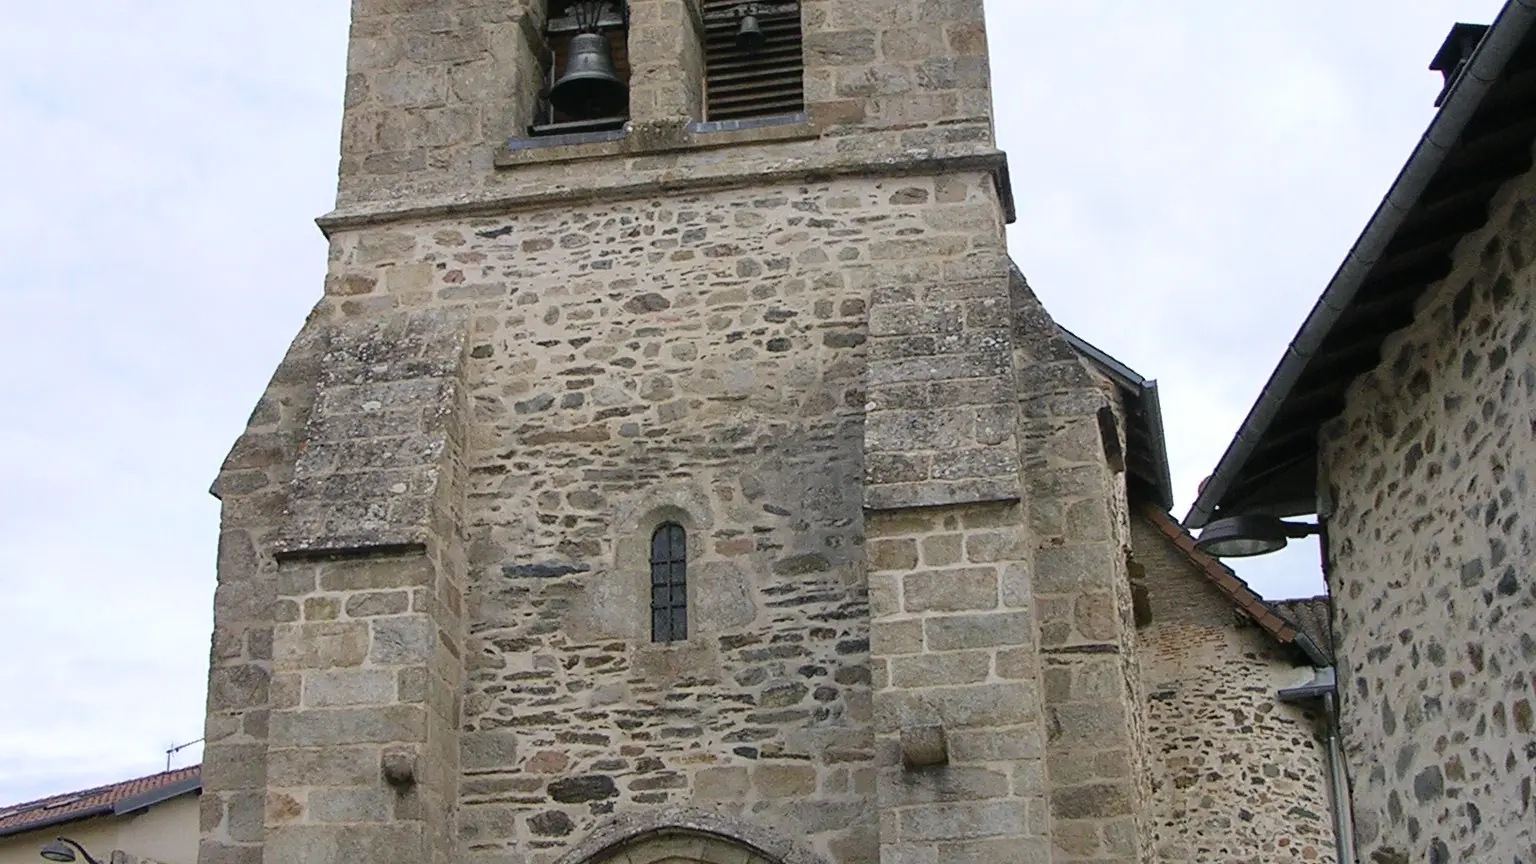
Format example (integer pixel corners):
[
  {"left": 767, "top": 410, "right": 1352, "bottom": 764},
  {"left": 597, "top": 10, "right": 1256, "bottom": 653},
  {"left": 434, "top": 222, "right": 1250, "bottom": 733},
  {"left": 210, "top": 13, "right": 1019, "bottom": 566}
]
[
  {"left": 1194, "top": 514, "right": 1321, "bottom": 558},
  {"left": 39, "top": 838, "right": 103, "bottom": 864}
]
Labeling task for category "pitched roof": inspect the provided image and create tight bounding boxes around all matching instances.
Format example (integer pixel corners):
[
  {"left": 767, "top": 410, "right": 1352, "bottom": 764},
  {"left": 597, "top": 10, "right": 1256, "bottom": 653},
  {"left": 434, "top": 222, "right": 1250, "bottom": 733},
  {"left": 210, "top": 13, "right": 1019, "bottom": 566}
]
[
  {"left": 1138, "top": 502, "right": 1332, "bottom": 666},
  {"left": 1271, "top": 595, "right": 1335, "bottom": 662},
  {"left": 0, "top": 766, "right": 201, "bottom": 838},
  {"left": 1187, "top": 2, "right": 1536, "bottom": 527}
]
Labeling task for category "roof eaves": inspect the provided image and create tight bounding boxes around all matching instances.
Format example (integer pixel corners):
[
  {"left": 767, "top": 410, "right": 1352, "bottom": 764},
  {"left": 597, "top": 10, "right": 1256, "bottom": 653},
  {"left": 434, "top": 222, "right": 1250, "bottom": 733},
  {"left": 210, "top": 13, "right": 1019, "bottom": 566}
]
[
  {"left": 0, "top": 805, "right": 113, "bottom": 839},
  {"left": 1060, "top": 328, "right": 1147, "bottom": 391},
  {"left": 113, "top": 773, "right": 202, "bottom": 816},
  {"left": 0, "top": 767, "right": 203, "bottom": 839},
  {"left": 1139, "top": 380, "right": 1176, "bottom": 511},
  {"left": 1185, "top": 0, "right": 1536, "bottom": 529}
]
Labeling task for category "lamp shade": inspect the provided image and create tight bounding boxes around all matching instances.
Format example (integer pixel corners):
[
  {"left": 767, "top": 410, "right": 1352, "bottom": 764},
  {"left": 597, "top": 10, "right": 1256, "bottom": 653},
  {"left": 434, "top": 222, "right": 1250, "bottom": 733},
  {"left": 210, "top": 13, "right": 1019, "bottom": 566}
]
[
  {"left": 38, "top": 841, "right": 77, "bottom": 863},
  {"left": 1194, "top": 514, "right": 1291, "bottom": 558}
]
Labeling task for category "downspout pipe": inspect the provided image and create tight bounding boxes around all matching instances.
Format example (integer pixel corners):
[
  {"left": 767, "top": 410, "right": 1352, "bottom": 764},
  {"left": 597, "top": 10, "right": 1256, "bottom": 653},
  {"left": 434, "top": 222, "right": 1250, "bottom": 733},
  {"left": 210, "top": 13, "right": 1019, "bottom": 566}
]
[
  {"left": 1324, "top": 691, "right": 1357, "bottom": 864},
  {"left": 1185, "top": 0, "right": 1536, "bottom": 529},
  {"left": 1280, "top": 667, "right": 1356, "bottom": 864}
]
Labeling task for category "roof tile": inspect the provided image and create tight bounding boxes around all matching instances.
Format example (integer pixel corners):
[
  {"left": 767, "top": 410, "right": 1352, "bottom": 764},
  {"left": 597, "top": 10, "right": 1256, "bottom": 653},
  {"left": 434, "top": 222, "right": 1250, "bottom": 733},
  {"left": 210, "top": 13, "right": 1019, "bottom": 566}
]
[
  {"left": 1138, "top": 502, "right": 1317, "bottom": 655},
  {"left": 0, "top": 766, "right": 200, "bottom": 837}
]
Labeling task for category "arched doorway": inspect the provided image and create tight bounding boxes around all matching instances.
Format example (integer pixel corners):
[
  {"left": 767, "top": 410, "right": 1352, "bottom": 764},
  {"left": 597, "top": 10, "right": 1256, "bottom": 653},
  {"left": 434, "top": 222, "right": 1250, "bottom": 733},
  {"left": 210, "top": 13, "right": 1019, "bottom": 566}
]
[{"left": 583, "top": 829, "right": 781, "bottom": 864}]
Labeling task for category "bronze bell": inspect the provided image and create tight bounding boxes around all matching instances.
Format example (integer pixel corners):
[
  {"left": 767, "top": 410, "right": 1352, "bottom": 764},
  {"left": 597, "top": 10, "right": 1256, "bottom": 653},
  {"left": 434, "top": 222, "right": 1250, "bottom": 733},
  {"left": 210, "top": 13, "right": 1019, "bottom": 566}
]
[
  {"left": 736, "top": 14, "right": 766, "bottom": 53},
  {"left": 550, "top": 32, "right": 626, "bottom": 119}
]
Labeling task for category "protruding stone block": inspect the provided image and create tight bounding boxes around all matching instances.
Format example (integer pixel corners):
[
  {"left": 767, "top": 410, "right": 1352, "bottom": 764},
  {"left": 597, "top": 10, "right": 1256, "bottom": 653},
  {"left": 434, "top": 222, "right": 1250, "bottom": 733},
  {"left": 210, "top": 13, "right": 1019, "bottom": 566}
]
[{"left": 900, "top": 725, "right": 949, "bottom": 770}]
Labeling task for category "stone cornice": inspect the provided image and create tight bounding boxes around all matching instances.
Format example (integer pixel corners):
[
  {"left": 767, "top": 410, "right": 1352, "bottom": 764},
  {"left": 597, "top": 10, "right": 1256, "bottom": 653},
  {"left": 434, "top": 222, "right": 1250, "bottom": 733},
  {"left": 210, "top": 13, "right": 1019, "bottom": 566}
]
[{"left": 316, "top": 148, "right": 1013, "bottom": 235}]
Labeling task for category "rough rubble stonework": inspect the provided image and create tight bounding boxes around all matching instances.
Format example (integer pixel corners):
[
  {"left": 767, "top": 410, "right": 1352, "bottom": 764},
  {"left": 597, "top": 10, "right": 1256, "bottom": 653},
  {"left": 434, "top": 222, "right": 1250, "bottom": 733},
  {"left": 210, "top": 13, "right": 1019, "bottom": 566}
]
[
  {"left": 196, "top": 0, "right": 1337, "bottom": 862},
  {"left": 1322, "top": 157, "right": 1536, "bottom": 864},
  {"left": 1130, "top": 515, "right": 1337, "bottom": 863}
]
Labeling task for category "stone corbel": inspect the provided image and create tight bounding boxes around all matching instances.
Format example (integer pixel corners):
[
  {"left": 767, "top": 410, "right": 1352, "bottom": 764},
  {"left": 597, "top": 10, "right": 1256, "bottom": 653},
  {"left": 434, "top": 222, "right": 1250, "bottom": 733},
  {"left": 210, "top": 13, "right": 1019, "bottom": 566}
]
[
  {"left": 383, "top": 746, "right": 419, "bottom": 790},
  {"left": 900, "top": 725, "right": 948, "bottom": 770}
]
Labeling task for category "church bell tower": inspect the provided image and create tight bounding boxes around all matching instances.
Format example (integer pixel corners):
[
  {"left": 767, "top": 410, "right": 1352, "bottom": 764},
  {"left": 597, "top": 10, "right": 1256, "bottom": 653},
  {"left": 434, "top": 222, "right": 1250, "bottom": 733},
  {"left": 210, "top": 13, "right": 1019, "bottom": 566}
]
[{"left": 198, "top": 2, "right": 1151, "bottom": 862}]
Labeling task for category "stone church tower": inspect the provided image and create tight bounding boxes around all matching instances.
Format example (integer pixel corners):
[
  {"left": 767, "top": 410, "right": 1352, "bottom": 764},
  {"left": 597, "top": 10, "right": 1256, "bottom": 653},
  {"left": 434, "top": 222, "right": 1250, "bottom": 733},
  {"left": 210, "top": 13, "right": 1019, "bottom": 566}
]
[{"left": 199, "top": 1, "right": 1152, "bottom": 862}]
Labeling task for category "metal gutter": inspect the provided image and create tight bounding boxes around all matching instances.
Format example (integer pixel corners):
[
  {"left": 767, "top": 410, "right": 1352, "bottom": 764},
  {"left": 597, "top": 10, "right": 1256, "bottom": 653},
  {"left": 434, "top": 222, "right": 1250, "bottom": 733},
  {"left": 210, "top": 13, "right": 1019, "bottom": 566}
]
[
  {"left": 1277, "top": 664, "right": 1338, "bottom": 701},
  {"left": 1185, "top": 0, "right": 1536, "bottom": 529},
  {"left": 1290, "top": 630, "right": 1333, "bottom": 669}
]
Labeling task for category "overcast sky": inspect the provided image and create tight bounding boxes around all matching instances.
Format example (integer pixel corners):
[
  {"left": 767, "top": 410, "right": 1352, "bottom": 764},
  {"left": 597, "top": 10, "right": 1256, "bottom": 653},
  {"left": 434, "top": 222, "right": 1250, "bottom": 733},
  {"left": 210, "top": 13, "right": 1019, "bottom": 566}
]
[{"left": 0, "top": 1, "right": 1507, "bottom": 807}]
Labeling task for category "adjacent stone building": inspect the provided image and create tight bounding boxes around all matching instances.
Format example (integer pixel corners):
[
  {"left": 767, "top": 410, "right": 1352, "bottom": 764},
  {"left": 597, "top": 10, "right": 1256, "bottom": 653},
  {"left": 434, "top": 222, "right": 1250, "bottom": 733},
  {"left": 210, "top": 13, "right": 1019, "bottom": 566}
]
[
  {"left": 1132, "top": 508, "right": 1337, "bottom": 863},
  {"left": 199, "top": 1, "right": 1341, "bottom": 863},
  {"left": 1189, "top": 5, "right": 1536, "bottom": 864}
]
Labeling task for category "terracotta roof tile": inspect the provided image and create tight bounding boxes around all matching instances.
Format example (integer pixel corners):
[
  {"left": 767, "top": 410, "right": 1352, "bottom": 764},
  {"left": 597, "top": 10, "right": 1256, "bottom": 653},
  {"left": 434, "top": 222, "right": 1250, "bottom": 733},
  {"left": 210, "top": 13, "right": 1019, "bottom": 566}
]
[
  {"left": 0, "top": 765, "right": 200, "bottom": 837},
  {"left": 1138, "top": 502, "right": 1329, "bottom": 662}
]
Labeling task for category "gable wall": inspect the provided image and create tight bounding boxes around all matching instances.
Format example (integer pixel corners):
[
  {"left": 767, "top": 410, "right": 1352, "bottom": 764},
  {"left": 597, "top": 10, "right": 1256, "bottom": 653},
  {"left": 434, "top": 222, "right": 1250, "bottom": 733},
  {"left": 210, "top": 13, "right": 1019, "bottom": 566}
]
[{"left": 1131, "top": 514, "right": 1337, "bottom": 863}]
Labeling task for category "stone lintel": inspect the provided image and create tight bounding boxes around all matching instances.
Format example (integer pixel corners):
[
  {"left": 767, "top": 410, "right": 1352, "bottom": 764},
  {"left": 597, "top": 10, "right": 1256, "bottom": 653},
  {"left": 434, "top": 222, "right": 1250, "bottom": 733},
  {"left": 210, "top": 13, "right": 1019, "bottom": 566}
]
[
  {"left": 865, "top": 481, "right": 1020, "bottom": 512},
  {"left": 273, "top": 541, "right": 428, "bottom": 564},
  {"left": 552, "top": 808, "right": 831, "bottom": 864}
]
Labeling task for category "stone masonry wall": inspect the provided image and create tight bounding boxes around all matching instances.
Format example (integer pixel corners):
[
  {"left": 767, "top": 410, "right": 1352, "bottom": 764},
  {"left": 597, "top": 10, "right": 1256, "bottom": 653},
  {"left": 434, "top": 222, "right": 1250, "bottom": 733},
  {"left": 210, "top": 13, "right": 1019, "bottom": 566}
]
[
  {"left": 305, "top": 171, "right": 1012, "bottom": 864},
  {"left": 201, "top": 0, "right": 1176, "bottom": 860},
  {"left": 866, "top": 501, "right": 1052, "bottom": 863},
  {"left": 334, "top": 0, "right": 997, "bottom": 212},
  {"left": 202, "top": 311, "right": 476, "bottom": 864},
  {"left": 1321, "top": 158, "right": 1536, "bottom": 864},
  {"left": 1130, "top": 515, "right": 1336, "bottom": 863},
  {"left": 1011, "top": 271, "right": 1151, "bottom": 863}
]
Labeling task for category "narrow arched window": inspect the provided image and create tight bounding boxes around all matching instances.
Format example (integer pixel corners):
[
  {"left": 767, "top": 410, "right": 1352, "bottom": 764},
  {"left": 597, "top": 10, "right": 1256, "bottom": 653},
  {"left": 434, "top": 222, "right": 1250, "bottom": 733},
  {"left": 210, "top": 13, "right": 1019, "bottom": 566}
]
[{"left": 650, "top": 522, "right": 688, "bottom": 643}]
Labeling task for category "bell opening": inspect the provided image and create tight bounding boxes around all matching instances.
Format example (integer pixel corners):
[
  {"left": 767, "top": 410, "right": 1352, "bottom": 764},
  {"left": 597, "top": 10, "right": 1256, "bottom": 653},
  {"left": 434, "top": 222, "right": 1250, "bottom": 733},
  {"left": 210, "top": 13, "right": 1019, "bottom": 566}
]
[{"left": 531, "top": 0, "right": 630, "bottom": 134}]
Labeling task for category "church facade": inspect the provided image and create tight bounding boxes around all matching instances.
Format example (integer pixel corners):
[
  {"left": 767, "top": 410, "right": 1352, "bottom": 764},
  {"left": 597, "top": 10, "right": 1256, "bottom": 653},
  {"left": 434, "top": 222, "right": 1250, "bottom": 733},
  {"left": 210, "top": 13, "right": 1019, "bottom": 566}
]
[{"left": 198, "top": 2, "right": 1337, "bottom": 862}]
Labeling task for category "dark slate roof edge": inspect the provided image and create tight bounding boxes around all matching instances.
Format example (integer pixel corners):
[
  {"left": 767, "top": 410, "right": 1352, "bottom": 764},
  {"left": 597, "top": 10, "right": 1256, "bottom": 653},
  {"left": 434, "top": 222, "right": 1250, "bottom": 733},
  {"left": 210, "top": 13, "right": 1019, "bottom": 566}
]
[
  {"left": 1185, "top": 0, "right": 1536, "bottom": 529},
  {"left": 113, "top": 773, "right": 202, "bottom": 816},
  {"left": 1060, "top": 328, "right": 1176, "bottom": 510},
  {"left": 1139, "top": 379, "right": 1176, "bottom": 512}
]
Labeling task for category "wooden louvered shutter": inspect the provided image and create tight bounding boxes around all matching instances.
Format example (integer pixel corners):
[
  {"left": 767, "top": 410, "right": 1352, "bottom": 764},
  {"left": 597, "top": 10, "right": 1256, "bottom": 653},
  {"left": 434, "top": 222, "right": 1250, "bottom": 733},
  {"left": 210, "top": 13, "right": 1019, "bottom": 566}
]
[{"left": 702, "top": 2, "right": 805, "bottom": 121}]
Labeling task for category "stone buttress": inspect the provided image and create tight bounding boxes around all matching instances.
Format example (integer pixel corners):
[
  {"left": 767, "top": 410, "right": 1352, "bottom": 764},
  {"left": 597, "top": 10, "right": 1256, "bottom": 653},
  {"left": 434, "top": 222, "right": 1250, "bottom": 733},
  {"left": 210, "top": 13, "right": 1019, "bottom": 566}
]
[{"left": 197, "top": 1, "right": 1152, "bottom": 863}]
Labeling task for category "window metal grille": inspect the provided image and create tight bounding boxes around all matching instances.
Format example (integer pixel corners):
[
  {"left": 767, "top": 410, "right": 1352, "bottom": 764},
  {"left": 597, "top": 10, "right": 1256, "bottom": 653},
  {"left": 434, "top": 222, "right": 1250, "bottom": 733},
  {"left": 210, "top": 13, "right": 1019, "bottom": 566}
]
[
  {"left": 702, "top": 1, "right": 805, "bottom": 121},
  {"left": 650, "top": 523, "right": 688, "bottom": 642}
]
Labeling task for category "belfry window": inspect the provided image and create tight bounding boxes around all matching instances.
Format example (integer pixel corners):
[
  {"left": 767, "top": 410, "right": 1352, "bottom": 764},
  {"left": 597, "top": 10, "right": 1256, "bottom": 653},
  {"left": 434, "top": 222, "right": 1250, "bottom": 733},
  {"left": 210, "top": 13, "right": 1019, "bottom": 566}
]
[
  {"left": 534, "top": 1, "right": 631, "bottom": 136},
  {"left": 650, "top": 522, "right": 688, "bottom": 643},
  {"left": 701, "top": 2, "right": 805, "bottom": 121}
]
